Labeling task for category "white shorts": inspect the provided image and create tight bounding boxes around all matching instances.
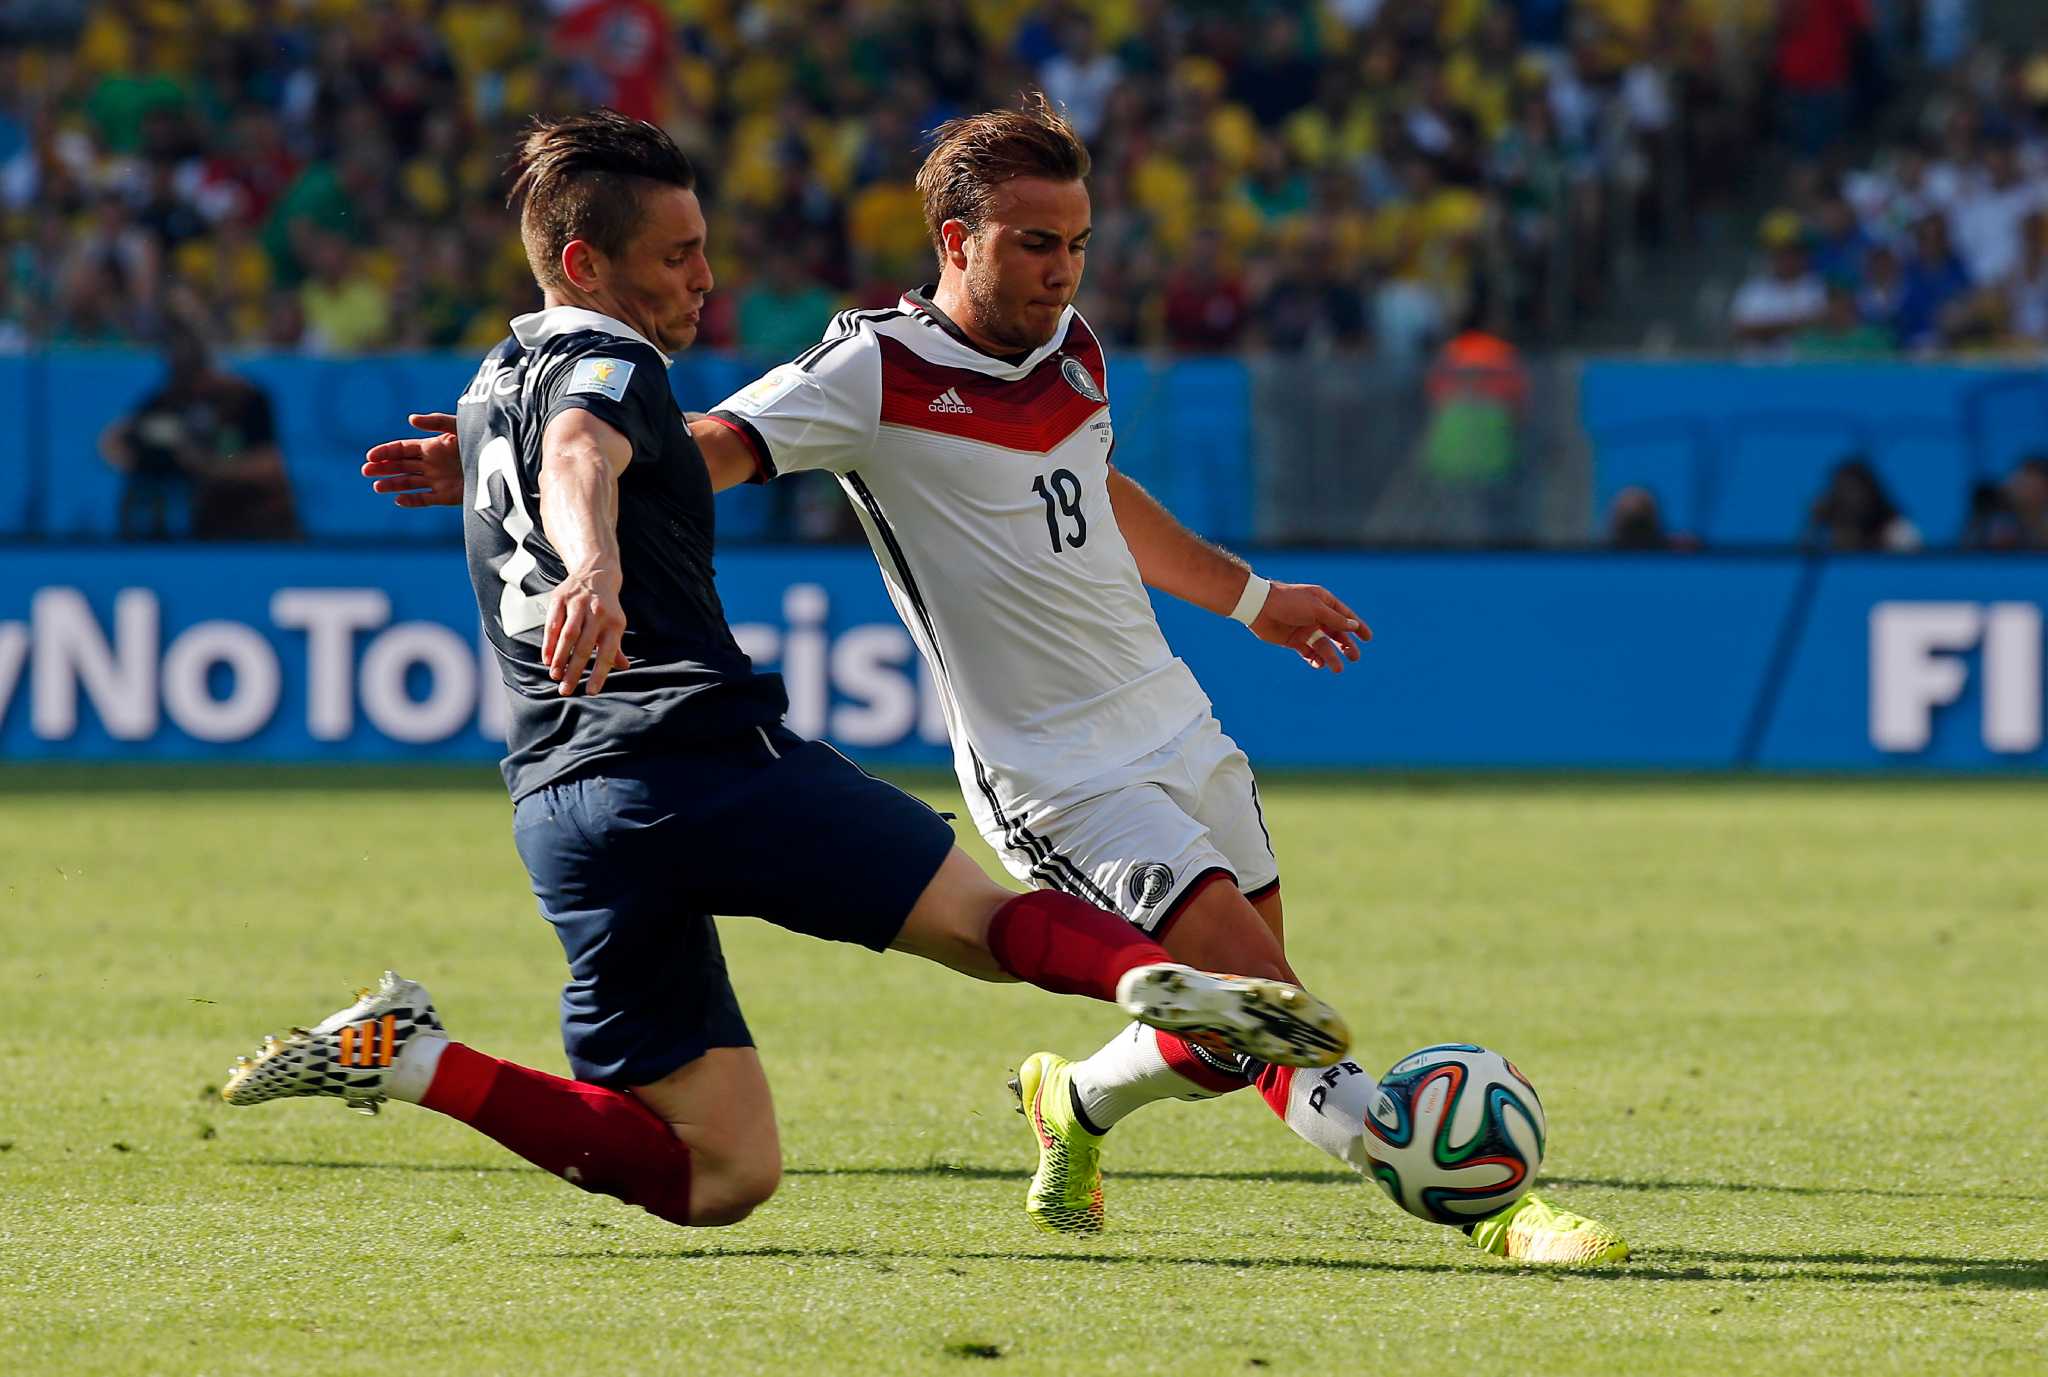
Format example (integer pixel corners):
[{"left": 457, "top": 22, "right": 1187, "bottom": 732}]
[{"left": 988, "top": 715, "right": 1279, "bottom": 934}]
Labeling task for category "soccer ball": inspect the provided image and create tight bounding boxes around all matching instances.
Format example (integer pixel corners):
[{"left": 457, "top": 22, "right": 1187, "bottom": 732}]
[{"left": 1358, "top": 1043, "right": 1546, "bottom": 1225}]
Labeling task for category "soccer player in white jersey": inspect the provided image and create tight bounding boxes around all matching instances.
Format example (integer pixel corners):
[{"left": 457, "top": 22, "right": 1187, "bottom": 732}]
[{"left": 365, "top": 99, "right": 1625, "bottom": 1265}]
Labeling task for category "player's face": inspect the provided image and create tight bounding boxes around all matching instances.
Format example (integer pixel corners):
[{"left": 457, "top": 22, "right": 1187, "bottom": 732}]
[
  {"left": 605, "top": 185, "right": 714, "bottom": 354},
  {"left": 960, "top": 177, "right": 1090, "bottom": 352}
]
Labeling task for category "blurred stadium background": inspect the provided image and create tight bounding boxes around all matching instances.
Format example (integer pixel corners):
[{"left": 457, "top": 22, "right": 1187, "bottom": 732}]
[{"left": 2, "top": 0, "right": 2046, "bottom": 772}]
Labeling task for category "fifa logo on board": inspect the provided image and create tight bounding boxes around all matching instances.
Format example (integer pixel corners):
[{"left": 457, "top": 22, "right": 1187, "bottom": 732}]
[{"left": 1869, "top": 602, "right": 2042, "bottom": 753}]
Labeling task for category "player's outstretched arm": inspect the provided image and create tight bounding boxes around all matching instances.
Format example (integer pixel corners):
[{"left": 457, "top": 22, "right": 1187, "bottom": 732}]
[
  {"left": 686, "top": 414, "right": 766, "bottom": 492},
  {"left": 538, "top": 409, "right": 634, "bottom": 696},
  {"left": 1105, "top": 467, "right": 1369, "bottom": 673},
  {"left": 363, "top": 412, "right": 463, "bottom": 507}
]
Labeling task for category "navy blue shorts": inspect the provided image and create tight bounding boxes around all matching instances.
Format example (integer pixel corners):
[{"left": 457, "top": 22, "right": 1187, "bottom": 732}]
[{"left": 510, "top": 723, "right": 956, "bottom": 1087}]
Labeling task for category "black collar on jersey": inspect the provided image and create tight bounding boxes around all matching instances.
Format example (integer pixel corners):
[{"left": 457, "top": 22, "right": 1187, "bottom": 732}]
[{"left": 901, "top": 286, "right": 1033, "bottom": 366}]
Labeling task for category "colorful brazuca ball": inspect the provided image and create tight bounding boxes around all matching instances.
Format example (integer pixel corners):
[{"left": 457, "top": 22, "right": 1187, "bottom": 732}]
[{"left": 1360, "top": 1043, "right": 1546, "bottom": 1225}]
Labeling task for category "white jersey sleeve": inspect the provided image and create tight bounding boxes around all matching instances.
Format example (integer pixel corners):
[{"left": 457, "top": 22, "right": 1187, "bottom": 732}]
[{"left": 707, "top": 316, "right": 880, "bottom": 478}]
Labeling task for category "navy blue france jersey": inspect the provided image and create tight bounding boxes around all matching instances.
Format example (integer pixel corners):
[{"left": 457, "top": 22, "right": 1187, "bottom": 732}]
[{"left": 458, "top": 306, "right": 786, "bottom": 800}]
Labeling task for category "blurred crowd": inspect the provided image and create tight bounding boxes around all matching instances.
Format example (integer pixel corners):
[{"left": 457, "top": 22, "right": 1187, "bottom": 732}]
[
  {"left": 0, "top": 0, "right": 1769, "bottom": 362},
  {"left": 1732, "top": 14, "right": 2048, "bottom": 356}
]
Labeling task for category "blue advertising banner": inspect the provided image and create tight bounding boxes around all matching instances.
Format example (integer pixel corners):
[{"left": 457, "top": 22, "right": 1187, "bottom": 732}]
[{"left": 2, "top": 549, "right": 2043, "bottom": 771}]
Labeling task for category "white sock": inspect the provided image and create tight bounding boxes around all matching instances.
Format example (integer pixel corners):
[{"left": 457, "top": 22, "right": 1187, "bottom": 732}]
[
  {"left": 1069, "top": 1023, "right": 1245, "bottom": 1131},
  {"left": 385, "top": 1033, "right": 449, "bottom": 1105},
  {"left": 1263, "top": 1059, "right": 1383, "bottom": 1175},
  {"left": 1067, "top": 1031, "right": 1386, "bottom": 1180}
]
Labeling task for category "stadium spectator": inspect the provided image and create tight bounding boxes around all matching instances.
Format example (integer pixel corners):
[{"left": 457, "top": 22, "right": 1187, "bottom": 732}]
[
  {"left": 1773, "top": 0, "right": 1873, "bottom": 156},
  {"left": 1422, "top": 319, "right": 1528, "bottom": 489},
  {"left": 98, "top": 314, "right": 298, "bottom": 541},
  {"left": 1950, "top": 134, "right": 2042, "bottom": 288},
  {"left": 553, "top": 0, "right": 671, "bottom": 126},
  {"left": 2008, "top": 458, "right": 2048, "bottom": 549},
  {"left": 297, "top": 230, "right": 390, "bottom": 354},
  {"left": 1607, "top": 486, "right": 1676, "bottom": 550},
  {"left": 1161, "top": 229, "right": 1250, "bottom": 353},
  {"left": 1794, "top": 282, "right": 1896, "bottom": 357},
  {"left": 1896, "top": 212, "right": 1972, "bottom": 350},
  {"left": 1254, "top": 228, "right": 1368, "bottom": 354},
  {"left": 2005, "top": 212, "right": 2048, "bottom": 345},
  {"left": 1731, "top": 212, "right": 1827, "bottom": 347},
  {"left": 1856, "top": 240, "right": 1908, "bottom": 335},
  {"left": 1962, "top": 478, "right": 2024, "bottom": 550},
  {"left": 1808, "top": 186, "right": 1874, "bottom": 284},
  {"left": 1967, "top": 457, "right": 2048, "bottom": 551},
  {"left": 735, "top": 247, "right": 842, "bottom": 364},
  {"left": 1038, "top": 15, "right": 1120, "bottom": 144},
  {"left": 1807, "top": 457, "right": 1922, "bottom": 553}
]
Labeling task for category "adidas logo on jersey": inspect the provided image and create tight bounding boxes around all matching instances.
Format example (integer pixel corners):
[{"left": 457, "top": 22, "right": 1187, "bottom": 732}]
[{"left": 927, "top": 387, "right": 974, "bottom": 414}]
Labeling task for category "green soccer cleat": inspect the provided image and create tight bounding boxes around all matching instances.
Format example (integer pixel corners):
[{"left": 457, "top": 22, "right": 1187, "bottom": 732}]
[
  {"left": 1007, "top": 1052, "right": 1106, "bottom": 1235},
  {"left": 1465, "top": 1193, "right": 1629, "bottom": 1265},
  {"left": 221, "top": 971, "right": 443, "bottom": 1116}
]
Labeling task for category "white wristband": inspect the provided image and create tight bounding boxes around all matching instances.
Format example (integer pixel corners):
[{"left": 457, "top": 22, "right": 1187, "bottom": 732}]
[{"left": 1228, "top": 572, "right": 1271, "bottom": 626}]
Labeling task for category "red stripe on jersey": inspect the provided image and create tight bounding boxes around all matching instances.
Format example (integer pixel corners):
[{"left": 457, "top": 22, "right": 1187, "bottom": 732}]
[{"left": 877, "top": 326, "right": 1108, "bottom": 454}]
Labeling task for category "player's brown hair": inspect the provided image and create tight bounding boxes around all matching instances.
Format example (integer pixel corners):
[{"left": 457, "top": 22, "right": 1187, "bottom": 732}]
[
  {"left": 916, "top": 93, "right": 1091, "bottom": 257},
  {"left": 507, "top": 109, "right": 697, "bottom": 290}
]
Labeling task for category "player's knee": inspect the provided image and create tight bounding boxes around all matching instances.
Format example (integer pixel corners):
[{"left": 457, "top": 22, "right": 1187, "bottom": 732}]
[{"left": 689, "top": 1155, "right": 781, "bottom": 1227}]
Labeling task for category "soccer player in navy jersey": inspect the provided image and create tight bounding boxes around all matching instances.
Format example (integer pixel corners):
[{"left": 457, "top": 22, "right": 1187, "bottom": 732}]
[{"left": 219, "top": 110, "right": 1348, "bottom": 1232}]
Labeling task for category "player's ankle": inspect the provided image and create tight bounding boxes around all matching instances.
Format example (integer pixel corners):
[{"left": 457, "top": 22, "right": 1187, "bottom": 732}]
[{"left": 385, "top": 1033, "right": 450, "bottom": 1105}]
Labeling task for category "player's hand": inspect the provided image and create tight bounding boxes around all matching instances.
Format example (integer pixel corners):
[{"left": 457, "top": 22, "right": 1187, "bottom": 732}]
[
  {"left": 544, "top": 564, "right": 631, "bottom": 696},
  {"left": 362, "top": 413, "right": 463, "bottom": 508},
  {"left": 1249, "top": 582, "right": 1371, "bottom": 673}
]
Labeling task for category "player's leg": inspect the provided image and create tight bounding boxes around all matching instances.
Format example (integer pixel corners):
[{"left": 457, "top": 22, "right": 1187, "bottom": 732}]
[
  {"left": 219, "top": 970, "right": 754, "bottom": 1229},
  {"left": 223, "top": 761, "right": 782, "bottom": 1230},
  {"left": 703, "top": 727, "right": 1348, "bottom": 1068},
  {"left": 1026, "top": 765, "right": 1304, "bottom": 1141},
  {"left": 626, "top": 1047, "right": 780, "bottom": 1226},
  {"left": 985, "top": 767, "right": 1307, "bottom": 1231},
  {"left": 1188, "top": 747, "right": 1629, "bottom": 1261},
  {"left": 1250, "top": 880, "right": 1285, "bottom": 948}
]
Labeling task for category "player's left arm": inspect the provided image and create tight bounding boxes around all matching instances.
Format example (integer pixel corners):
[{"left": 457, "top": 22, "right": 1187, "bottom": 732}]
[{"left": 1106, "top": 467, "right": 1370, "bottom": 673}]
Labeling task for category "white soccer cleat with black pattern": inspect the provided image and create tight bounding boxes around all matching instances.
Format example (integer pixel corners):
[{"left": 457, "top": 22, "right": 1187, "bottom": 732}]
[
  {"left": 221, "top": 971, "right": 443, "bottom": 1116},
  {"left": 1116, "top": 963, "right": 1351, "bottom": 1069}
]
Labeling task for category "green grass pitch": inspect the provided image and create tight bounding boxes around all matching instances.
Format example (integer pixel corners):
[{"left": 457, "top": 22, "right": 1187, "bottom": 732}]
[{"left": 3, "top": 767, "right": 2044, "bottom": 1375}]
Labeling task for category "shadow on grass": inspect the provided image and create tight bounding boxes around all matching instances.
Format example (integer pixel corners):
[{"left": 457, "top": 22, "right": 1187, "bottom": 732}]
[
  {"left": 233, "top": 1157, "right": 532, "bottom": 1173},
  {"left": 529, "top": 1244, "right": 2048, "bottom": 1290},
  {"left": 1546, "top": 1174, "right": 2048, "bottom": 1203},
  {"left": 231, "top": 1158, "right": 2046, "bottom": 1291},
  {"left": 239, "top": 1160, "right": 2048, "bottom": 1207},
  {"left": 783, "top": 1164, "right": 1350, "bottom": 1185}
]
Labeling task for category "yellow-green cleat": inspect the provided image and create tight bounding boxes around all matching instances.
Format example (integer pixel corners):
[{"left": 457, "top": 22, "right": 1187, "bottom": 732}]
[
  {"left": 1007, "top": 1052, "right": 1106, "bottom": 1235},
  {"left": 1466, "top": 1193, "right": 1629, "bottom": 1265}
]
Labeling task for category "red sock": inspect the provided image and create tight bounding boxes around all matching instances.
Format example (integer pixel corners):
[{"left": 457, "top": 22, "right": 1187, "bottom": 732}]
[
  {"left": 1156, "top": 1030, "right": 1256, "bottom": 1094},
  {"left": 984, "top": 890, "right": 1172, "bottom": 1001},
  {"left": 420, "top": 1042, "right": 694, "bottom": 1227},
  {"left": 1255, "top": 1062, "right": 1297, "bottom": 1117}
]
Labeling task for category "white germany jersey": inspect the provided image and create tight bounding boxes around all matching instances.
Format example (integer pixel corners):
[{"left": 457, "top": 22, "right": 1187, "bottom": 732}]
[{"left": 709, "top": 291, "right": 1211, "bottom": 849}]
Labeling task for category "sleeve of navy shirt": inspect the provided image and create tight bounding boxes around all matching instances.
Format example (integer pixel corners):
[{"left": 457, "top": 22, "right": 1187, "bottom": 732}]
[{"left": 535, "top": 342, "right": 671, "bottom": 462}]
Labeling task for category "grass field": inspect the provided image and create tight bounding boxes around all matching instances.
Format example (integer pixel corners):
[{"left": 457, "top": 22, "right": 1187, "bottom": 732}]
[{"left": 2, "top": 767, "right": 2044, "bottom": 1376}]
